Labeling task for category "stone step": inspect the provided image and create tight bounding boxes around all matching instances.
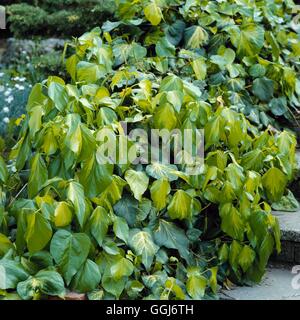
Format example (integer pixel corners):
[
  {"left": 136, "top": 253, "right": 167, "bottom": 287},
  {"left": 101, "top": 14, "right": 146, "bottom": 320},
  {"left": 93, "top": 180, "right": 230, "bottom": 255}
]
[
  {"left": 220, "top": 263, "right": 300, "bottom": 300},
  {"left": 272, "top": 210, "right": 300, "bottom": 264}
]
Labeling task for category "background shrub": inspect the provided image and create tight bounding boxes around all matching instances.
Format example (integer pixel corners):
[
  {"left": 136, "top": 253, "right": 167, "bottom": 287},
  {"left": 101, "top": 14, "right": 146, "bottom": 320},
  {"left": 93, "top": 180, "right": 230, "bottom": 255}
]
[
  {"left": 1, "top": 38, "right": 66, "bottom": 82},
  {"left": 6, "top": 1, "right": 116, "bottom": 38}
]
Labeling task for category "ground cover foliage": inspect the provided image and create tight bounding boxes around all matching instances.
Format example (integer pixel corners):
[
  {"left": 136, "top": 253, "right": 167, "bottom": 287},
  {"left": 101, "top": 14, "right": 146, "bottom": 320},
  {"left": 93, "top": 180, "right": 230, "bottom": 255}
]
[{"left": 0, "top": 0, "right": 298, "bottom": 300}]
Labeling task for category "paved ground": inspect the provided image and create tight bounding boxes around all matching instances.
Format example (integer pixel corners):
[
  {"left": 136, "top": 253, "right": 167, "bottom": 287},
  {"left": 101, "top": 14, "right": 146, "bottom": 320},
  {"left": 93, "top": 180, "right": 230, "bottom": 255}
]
[
  {"left": 220, "top": 264, "right": 300, "bottom": 300},
  {"left": 273, "top": 210, "right": 300, "bottom": 242}
]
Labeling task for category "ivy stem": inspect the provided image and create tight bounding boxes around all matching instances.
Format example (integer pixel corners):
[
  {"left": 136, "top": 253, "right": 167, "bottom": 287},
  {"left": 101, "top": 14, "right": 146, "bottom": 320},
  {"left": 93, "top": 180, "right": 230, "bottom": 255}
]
[{"left": 8, "top": 183, "right": 28, "bottom": 208}]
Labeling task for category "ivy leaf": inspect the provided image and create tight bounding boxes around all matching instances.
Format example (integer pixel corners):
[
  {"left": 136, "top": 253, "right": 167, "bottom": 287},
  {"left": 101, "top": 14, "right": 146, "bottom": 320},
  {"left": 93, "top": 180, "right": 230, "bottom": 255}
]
[
  {"left": 144, "top": 2, "right": 163, "bottom": 26},
  {"left": 164, "top": 90, "right": 184, "bottom": 113},
  {"left": 25, "top": 211, "right": 52, "bottom": 254},
  {"left": 153, "top": 219, "right": 189, "bottom": 261},
  {"left": 168, "top": 190, "right": 192, "bottom": 220},
  {"left": 265, "top": 31, "right": 280, "bottom": 60},
  {"left": 165, "top": 20, "right": 186, "bottom": 46},
  {"left": 28, "top": 105, "right": 44, "bottom": 138},
  {"left": 220, "top": 203, "right": 244, "bottom": 241},
  {"left": 50, "top": 230, "right": 91, "bottom": 285},
  {"left": 0, "top": 156, "right": 8, "bottom": 184},
  {"left": 229, "top": 240, "right": 242, "bottom": 272},
  {"left": 54, "top": 202, "right": 73, "bottom": 228},
  {"left": 159, "top": 75, "right": 183, "bottom": 92},
  {"left": 249, "top": 64, "right": 266, "bottom": 78},
  {"left": 258, "top": 233, "right": 274, "bottom": 271},
  {"left": 228, "top": 24, "right": 264, "bottom": 57},
  {"left": 269, "top": 97, "right": 287, "bottom": 116},
  {"left": 153, "top": 103, "right": 178, "bottom": 130},
  {"left": 211, "top": 48, "right": 235, "bottom": 69},
  {"left": 241, "top": 149, "right": 264, "bottom": 171},
  {"left": 191, "top": 57, "right": 207, "bottom": 80},
  {"left": 110, "top": 257, "right": 134, "bottom": 280},
  {"left": 113, "top": 216, "right": 129, "bottom": 244},
  {"left": 130, "top": 43, "right": 147, "bottom": 62},
  {"left": 218, "top": 243, "right": 229, "bottom": 263},
  {"left": 79, "top": 155, "right": 113, "bottom": 198},
  {"left": 271, "top": 190, "right": 299, "bottom": 212},
  {"left": 0, "top": 258, "right": 29, "bottom": 290},
  {"left": 67, "top": 181, "right": 86, "bottom": 228},
  {"left": 71, "top": 259, "right": 101, "bottom": 293},
  {"left": 150, "top": 178, "right": 171, "bottom": 211},
  {"left": 186, "top": 268, "right": 207, "bottom": 299},
  {"left": 238, "top": 245, "right": 256, "bottom": 272},
  {"left": 88, "top": 206, "right": 110, "bottom": 247},
  {"left": 204, "top": 115, "right": 224, "bottom": 149},
  {"left": 77, "top": 61, "right": 102, "bottom": 83},
  {"left": 48, "top": 82, "right": 69, "bottom": 112},
  {"left": 0, "top": 234, "right": 14, "bottom": 257},
  {"left": 28, "top": 153, "right": 48, "bottom": 198},
  {"left": 252, "top": 77, "right": 274, "bottom": 102},
  {"left": 114, "top": 195, "right": 139, "bottom": 227},
  {"left": 184, "top": 26, "right": 208, "bottom": 49},
  {"left": 129, "top": 229, "right": 159, "bottom": 270},
  {"left": 102, "top": 273, "right": 126, "bottom": 299},
  {"left": 125, "top": 170, "right": 149, "bottom": 201},
  {"left": 126, "top": 280, "right": 144, "bottom": 299},
  {"left": 156, "top": 37, "right": 176, "bottom": 57},
  {"left": 66, "top": 54, "right": 79, "bottom": 81},
  {"left": 164, "top": 277, "right": 186, "bottom": 299},
  {"left": 262, "top": 167, "right": 287, "bottom": 202},
  {"left": 146, "top": 162, "right": 178, "bottom": 181},
  {"left": 17, "top": 270, "right": 65, "bottom": 300},
  {"left": 98, "top": 175, "right": 127, "bottom": 207}
]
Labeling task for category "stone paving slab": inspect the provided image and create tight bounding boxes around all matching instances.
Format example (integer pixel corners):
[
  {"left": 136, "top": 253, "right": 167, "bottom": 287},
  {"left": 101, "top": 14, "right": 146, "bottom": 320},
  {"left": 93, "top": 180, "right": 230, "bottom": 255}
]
[
  {"left": 273, "top": 210, "right": 300, "bottom": 242},
  {"left": 220, "top": 264, "right": 300, "bottom": 300},
  {"left": 271, "top": 210, "right": 300, "bottom": 263}
]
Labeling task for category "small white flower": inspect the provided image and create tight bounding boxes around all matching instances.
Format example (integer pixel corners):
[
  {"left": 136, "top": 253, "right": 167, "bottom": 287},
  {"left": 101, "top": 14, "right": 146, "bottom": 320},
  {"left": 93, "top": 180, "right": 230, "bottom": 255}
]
[
  {"left": 3, "top": 107, "right": 9, "bottom": 113},
  {"left": 0, "top": 72, "right": 4, "bottom": 77},
  {"left": 0, "top": 86, "right": 4, "bottom": 92},
  {"left": 19, "top": 77, "right": 26, "bottom": 82},
  {"left": 15, "top": 84, "right": 25, "bottom": 90},
  {"left": 5, "top": 96, "right": 14, "bottom": 104},
  {"left": 4, "top": 90, "right": 11, "bottom": 96},
  {"left": 3, "top": 117, "right": 9, "bottom": 124}
]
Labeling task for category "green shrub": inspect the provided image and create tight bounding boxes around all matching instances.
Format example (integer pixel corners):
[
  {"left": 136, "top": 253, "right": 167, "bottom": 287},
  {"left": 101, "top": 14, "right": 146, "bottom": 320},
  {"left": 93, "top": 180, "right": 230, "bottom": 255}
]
[
  {"left": 6, "top": 1, "right": 115, "bottom": 38},
  {"left": 6, "top": 4, "right": 47, "bottom": 37}
]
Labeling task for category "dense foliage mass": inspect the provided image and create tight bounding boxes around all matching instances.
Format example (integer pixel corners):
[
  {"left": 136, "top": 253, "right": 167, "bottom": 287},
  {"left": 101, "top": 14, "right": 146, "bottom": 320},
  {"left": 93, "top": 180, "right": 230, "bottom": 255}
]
[
  {"left": 0, "top": 0, "right": 298, "bottom": 300},
  {"left": 101, "top": 0, "right": 300, "bottom": 129}
]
